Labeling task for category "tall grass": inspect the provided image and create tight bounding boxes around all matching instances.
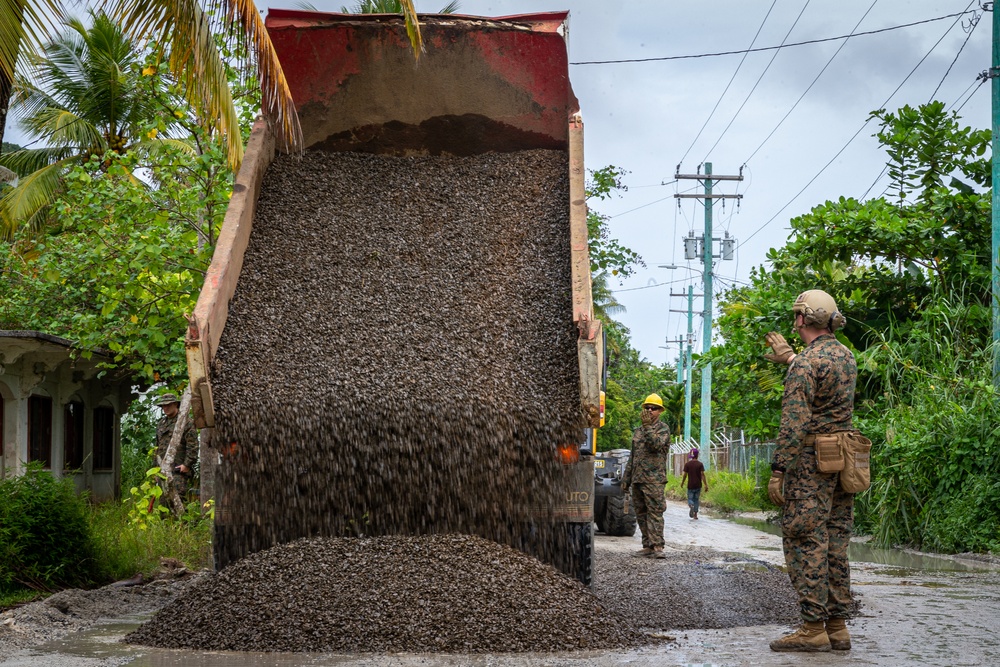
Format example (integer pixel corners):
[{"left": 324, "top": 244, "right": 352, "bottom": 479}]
[
  {"left": 88, "top": 502, "right": 213, "bottom": 581},
  {"left": 666, "top": 467, "right": 773, "bottom": 514},
  {"left": 856, "top": 292, "right": 1000, "bottom": 553}
]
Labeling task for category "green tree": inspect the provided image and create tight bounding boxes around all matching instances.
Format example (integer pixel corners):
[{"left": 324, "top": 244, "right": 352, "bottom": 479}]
[
  {"left": 1, "top": 12, "right": 186, "bottom": 232},
  {"left": 1, "top": 0, "right": 424, "bottom": 173},
  {"left": 0, "top": 147, "right": 220, "bottom": 386},
  {"left": 711, "top": 101, "right": 998, "bottom": 552},
  {"left": 586, "top": 165, "right": 643, "bottom": 279}
]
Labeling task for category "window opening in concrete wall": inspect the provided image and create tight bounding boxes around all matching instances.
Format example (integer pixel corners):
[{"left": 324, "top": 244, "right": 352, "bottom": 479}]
[
  {"left": 28, "top": 395, "right": 53, "bottom": 468},
  {"left": 93, "top": 406, "right": 114, "bottom": 471},
  {"left": 64, "top": 400, "right": 85, "bottom": 470}
]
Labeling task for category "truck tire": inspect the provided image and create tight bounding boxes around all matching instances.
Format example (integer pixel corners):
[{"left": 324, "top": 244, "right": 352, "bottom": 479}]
[
  {"left": 603, "top": 495, "right": 637, "bottom": 537},
  {"left": 594, "top": 496, "right": 608, "bottom": 534},
  {"left": 565, "top": 521, "right": 594, "bottom": 587}
]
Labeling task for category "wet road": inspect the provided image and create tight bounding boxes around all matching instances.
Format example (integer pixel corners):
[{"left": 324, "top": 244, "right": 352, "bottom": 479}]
[{"left": 4, "top": 503, "right": 999, "bottom": 667}]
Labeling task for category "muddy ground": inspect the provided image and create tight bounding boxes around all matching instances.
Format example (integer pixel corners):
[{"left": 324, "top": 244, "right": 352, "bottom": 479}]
[{"left": 2, "top": 503, "right": 999, "bottom": 667}]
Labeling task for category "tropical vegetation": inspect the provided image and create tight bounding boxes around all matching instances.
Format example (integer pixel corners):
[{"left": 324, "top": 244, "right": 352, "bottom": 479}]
[{"left": 711, "top": 101, "right": 999, "bottom": 553}]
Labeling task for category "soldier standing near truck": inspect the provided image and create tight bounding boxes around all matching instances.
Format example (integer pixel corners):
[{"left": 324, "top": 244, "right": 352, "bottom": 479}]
[
  {"left": 155, "top": 393, "right": 199, "bottom": 502},
  {"left": 621, "top": 393, "right": 672, "bottom": 559},
  {"left": 764, "top": 290, "right": 857, "bottom": 653}
]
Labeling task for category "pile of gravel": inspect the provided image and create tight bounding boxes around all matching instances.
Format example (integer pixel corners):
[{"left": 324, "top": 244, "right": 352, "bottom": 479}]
[
  {"left": 210, "top": 149, "right": 584, "bottom": 569},
  {"left": 125, "top": 534, "right": 651, "bottom": 653}
]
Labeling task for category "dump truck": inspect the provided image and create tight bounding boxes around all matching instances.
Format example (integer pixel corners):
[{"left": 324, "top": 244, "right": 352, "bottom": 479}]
[{"left": 185, "top": 10, "right": 603, "bottom": 585}]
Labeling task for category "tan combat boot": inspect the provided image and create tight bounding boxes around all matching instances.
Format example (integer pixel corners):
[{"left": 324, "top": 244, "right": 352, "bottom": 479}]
[
  {"left": 769, "top": 621, "right": 832, "bottom": 652},
  {"left": 633, "top": 547, "right": 654, "bottom": 557},
  {"left": 825, "top": 617, "right": 851, "bottom": 650}
]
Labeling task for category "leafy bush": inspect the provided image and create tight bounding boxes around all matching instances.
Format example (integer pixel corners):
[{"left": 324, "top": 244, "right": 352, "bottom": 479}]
[
  {"left": 921, "top": 475, "right": 1000, "bottom": 554},
  {"left": 0, "top": 464, "right": 101, "bottom": 593},
  {"left": 855, "top": 295, "right": 1000, "bottom": 553},
  {"left": 120, "top": 397, "right": 159, "bottom": 497},
  {"left": 89, "top": 501, "right": 213, "bottom": 580}
]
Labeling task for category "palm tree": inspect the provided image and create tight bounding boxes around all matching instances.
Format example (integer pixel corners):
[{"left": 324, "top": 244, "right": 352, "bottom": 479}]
[
  {"left": 1, "top": 12, "right": 189, "bottom": 232},
  {"left": 591, "top": 271, "right": 626, "bottom": 325},
  {"left": 340, "top": 1, "right": 459, "bottom": 12},
  {"left": 1, "top": 0, "right": 424, "bottom": 169}
]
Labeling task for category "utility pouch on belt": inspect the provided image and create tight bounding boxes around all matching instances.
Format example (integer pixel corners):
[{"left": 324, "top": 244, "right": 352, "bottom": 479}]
[
  {"left": 813, "top": 433, "right": 844, "bottom": 473},
  {"left": 839, "top": 431, "right": 872, "bottom": 493}
]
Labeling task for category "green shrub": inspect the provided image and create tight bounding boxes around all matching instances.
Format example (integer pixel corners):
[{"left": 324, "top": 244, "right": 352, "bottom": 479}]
[
  {"left": 89, "top": 501, "right": 213, "bottom": 580},
  {"left": 921, "top": 475, "right": 1000, "bottom": 554},
  {"left": 0, "top": 464, "right": 101, "bottom": 593},
  {"left": 120, "top": 397, "right": 159, "bottom": 497}
]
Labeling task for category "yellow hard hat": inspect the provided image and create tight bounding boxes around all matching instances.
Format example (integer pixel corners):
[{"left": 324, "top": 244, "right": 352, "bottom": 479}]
[{"left": 642, "top": 393, "right": 664, "bottom": 408}]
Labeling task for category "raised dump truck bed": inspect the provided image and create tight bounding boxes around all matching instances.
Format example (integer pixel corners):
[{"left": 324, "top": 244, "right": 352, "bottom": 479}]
[{"left": 186, "top": 11, "right": 602, "bottom": 583}]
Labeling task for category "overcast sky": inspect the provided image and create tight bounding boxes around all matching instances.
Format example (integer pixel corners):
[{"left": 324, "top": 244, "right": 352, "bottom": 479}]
[
  {"left": 436, "top": 1, "right": 993, "bottom": 366},
  {"left": 5, "top": 1, "right": 991, "bottom": 367}
]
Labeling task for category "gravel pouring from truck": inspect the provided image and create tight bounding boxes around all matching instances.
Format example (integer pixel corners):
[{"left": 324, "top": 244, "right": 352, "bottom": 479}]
[{"left": 184, "top": 11, "right": 603, "bottom": 585}]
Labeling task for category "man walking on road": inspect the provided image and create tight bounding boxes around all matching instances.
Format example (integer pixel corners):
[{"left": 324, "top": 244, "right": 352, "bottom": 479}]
[
  {"left": 681, "top": 448, "right": 708, "bottom": 520},
  {"left": 622, "top": 393, "right": 672, "bottom": 559},
  {"left": 764, "top": 290, "right": 857, "bottom": 653}
]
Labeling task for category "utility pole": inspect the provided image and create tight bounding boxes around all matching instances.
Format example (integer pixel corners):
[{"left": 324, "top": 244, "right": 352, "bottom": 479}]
[
  {"left": 675, "top": 162, "right": 743, "bottom": 469},
  {"left": 992, "top": 1, "right": 1000, "bottom": 386},
  {"left": 669, "top": 284, "right": 701, "bottom": 442}
]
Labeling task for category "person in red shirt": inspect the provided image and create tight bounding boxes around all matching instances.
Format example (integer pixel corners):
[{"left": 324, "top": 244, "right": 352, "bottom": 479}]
[{"left": 680, "top": 449, "right": 709, "bottom": 520}]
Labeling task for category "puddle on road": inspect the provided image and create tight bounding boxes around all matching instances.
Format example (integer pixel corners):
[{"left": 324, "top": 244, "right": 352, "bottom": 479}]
[{"left": 728, "top": 516, "right": 995, "bottom": 572}]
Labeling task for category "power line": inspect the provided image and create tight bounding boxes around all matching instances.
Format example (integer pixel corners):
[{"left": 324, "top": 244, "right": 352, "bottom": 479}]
[
  {"left": 738, "top": 3, "right": 972, "bottom": 249},
  {"left": 928, "top": 6, "right": 981, "bottom": 102},
  {"left": 861, "top": 1, "right": 980, "bottom": 201},
  {"left": 678, "top": 0, "right": 778, "bottom": 166},
  {"left": 701, "top": 0, "right": 811, "bottom": 164},
  {"left": 954, "top": 76, "right": 987, "bottom": 113},
  {"left": 570, "top": 10, "right": 975, "bottom": 66},
  {"left": 743, "top": 0, "right": 879, "bottom": 165}
]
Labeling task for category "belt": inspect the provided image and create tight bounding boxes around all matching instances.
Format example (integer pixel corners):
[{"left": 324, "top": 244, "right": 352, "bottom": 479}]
[
  {"left": 801, "top": 446, "right": 815, "bottom": 453},
  {"left": 803, "top": 434, "right": 816, "bottom": 444}
]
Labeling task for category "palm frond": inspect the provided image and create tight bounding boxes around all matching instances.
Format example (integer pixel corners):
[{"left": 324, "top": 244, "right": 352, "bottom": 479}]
[
  {"left": 399, "top": 0, "right": 423, "bottom": 60},
  {"left": 19, "top": 108, "right": 104, "bottom": 150},
  {"left": 102, "top": 0, "right": 241, "bottom": 168},
  {"left": 0, "top": 160, "right": 67, "bottom": 236},
  {"left": 0, "top": 146, "right": 78, "bottom": 175},
  {"left": 0, "top": 0, "right": 66, "bottom": 83},
  {"left": 224, "top": 0, "right": 303, "bottom": 154}
]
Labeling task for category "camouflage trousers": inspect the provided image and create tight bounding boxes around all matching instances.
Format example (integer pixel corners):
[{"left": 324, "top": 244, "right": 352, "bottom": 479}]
[
  {"left": 781, "top": 449, "right": 855, "bottom": 622},
  {"left": 631, "top": 482, "right": 666, "bottom": 549}
]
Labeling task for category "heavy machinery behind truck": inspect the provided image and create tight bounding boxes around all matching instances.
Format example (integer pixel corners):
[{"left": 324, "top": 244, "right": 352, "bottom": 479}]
[{"left": 185, "top": 11, "right": 603, "bottom": 585}]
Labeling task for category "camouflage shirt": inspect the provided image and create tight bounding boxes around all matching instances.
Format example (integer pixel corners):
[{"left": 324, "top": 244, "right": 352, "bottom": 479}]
[
  {"left": 772, "top": 333, "right": 857, "bottom": 473},
  {"left": 156, "top": 414, "right": 199, "bottom": 471},
  {"left": 623, "top": 422, "right": 672, "bottom": 485}
]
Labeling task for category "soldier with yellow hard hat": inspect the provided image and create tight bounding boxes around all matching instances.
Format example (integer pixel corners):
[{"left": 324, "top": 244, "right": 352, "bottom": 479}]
[{"left": 621, "top": 393, "right": 672, "bottom": 559}]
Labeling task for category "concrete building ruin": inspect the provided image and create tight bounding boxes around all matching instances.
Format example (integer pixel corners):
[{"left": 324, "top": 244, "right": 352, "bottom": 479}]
[{"left": 0, "top": 330, "right": 135, "bottom": 501}]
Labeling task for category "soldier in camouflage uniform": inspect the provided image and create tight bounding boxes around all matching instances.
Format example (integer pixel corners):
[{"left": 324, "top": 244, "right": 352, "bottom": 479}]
[
  {"left": 764, "top": 290, "right": 857, "bottom": 653},
  {"left": 155, "top": 393, "right": 199, "bottom": 501},
  {"left": 621, "top": 393, "right": 672, "bottom": 559}
]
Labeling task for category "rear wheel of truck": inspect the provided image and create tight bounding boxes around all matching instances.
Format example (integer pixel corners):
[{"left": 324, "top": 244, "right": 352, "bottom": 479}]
[
  {"left": 594, "top": 496, "right": 608, "bottom": 534},
  {"left": 603, "top": 495, "right": 637, "bottom": 537},
  {"left": 565, "top": 521, "right": 594, "bottom": 587}
]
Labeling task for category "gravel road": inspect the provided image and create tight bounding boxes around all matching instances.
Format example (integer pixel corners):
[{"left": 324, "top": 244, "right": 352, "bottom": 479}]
[{"left": 2, "top": 505, "right": 998, "bottom": 667}]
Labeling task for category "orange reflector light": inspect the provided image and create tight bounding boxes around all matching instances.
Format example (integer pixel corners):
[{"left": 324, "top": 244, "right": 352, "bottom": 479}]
[{"left": 557, "top": 442, "right": 579, "bottom": 465}]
